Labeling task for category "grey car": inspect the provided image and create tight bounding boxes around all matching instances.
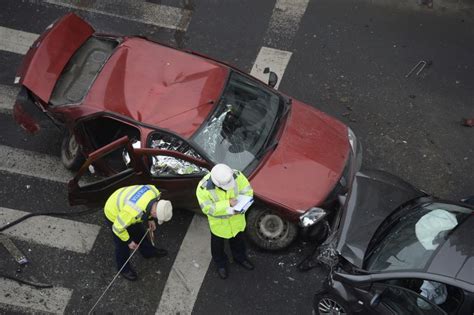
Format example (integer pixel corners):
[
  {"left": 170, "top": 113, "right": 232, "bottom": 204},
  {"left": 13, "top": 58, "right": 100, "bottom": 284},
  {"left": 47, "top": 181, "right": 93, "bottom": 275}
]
[{"left": 309, "top": 170, "right": 474, "bottom": 314}]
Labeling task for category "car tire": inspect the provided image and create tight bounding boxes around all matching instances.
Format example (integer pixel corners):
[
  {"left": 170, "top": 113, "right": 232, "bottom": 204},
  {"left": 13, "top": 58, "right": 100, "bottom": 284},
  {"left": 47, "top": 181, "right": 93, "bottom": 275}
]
[
  {"left": 61, "top": 130, "right": 85, "bottom": 171},
  {"left": 314, "top": 293, "right": 350, "bottom": 315},
  {"left": 246, "top": 206, "right": 298, "bottom": 251}
]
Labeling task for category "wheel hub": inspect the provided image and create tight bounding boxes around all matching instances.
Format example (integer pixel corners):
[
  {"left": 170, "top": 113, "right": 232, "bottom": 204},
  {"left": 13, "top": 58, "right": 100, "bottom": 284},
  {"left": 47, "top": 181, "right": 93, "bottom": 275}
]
[
  {"left": 318, "top": 298, "right": 346, "bottom": 315},
  {"left": 258, "top": 214, "right": 286, "bottom": 239},
  {"left": 67, "top": 134, "right": 79, "bottom": 156}
]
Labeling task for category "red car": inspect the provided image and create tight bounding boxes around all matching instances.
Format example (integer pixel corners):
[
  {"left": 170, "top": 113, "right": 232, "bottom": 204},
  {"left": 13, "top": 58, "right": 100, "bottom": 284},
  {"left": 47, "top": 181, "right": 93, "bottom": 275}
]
[{"left": 14, "top": 14, "right": 362, "bottom": 250}]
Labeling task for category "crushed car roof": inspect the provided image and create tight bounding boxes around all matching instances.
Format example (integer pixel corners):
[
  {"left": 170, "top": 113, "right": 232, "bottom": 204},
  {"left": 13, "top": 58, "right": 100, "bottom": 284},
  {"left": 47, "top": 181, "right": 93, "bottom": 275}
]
[{"left": 84, "top": 37, "right": 229, "bottom": 138}]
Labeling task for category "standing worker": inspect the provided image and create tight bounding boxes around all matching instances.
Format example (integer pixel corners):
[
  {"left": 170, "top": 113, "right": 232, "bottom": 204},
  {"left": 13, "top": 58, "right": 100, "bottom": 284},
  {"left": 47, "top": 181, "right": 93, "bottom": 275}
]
[
  {"left": 196, "top": 163, "right": 255, "bottom": 279},
  {"left": 104, "top": 184, "right": 173, "bottom": 281}
]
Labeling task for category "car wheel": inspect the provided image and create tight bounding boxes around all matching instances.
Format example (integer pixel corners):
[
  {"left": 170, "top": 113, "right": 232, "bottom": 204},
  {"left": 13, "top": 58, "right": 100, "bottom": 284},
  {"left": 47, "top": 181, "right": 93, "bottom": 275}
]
[
  {"left": 246, "top": 207, "right": 298, "bottom": 250},
  {"left": 315, "top": 294, "right": 349, "bottom": 315},
  {"left": 61, "top": 130, "right": 85, "bottom": 171}
]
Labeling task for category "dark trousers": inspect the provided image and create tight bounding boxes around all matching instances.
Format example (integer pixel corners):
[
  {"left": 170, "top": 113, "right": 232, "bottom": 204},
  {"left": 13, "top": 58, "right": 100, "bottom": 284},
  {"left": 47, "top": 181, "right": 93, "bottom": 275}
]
[
  {"left": 211, "top": 232, "right": 246, "bottom": 268},
  {"left": 106, "top": 220, "right": 156, "bottom": 272}
]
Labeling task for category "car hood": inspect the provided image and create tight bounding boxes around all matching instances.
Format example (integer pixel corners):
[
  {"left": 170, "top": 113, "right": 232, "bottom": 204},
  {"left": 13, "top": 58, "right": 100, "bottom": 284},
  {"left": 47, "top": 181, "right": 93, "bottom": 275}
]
[
  {"left": 250, "top": 100, "right": 349, "bottom": 213},
  {"left": 84, "top": 37, "right": 228, "bottom": 138},
  {"left": 336, "top": 170, "right": 425, "bottom": 268}
]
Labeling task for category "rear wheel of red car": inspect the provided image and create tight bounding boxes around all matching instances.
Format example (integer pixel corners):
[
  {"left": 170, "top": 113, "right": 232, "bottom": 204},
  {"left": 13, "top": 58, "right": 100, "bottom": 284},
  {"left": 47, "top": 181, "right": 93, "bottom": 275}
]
[
  {"left": 61, "top": 130, "right": 85, "bottom": 171},
  {"left": 246, "top": 207, "right": 298, "bottom": 251},
  {"left": 315, "top": 294, "right": 349, "bottom": 315}
]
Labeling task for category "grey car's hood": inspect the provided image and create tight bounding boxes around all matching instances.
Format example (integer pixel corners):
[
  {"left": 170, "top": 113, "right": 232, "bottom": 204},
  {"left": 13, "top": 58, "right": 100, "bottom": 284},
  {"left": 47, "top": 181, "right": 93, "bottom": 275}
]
[{"left": 336, "top": 170, "right": 425, "bottom": 268}]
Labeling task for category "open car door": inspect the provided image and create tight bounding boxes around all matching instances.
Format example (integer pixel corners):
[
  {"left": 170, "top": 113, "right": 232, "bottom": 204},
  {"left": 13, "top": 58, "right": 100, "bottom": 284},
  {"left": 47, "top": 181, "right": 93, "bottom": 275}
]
[{"left": 68, "top": 136, "right": 210, "bottom": 209}]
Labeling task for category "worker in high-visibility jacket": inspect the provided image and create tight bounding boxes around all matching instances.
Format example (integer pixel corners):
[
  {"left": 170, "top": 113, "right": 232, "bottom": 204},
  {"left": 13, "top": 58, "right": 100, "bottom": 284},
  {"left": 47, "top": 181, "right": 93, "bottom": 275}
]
[
  {"left": 104, "top": 184, "right": 173, "bottom": 281},
  {"left": 196, "top": 163, "right": 255, "bottom": 279}
]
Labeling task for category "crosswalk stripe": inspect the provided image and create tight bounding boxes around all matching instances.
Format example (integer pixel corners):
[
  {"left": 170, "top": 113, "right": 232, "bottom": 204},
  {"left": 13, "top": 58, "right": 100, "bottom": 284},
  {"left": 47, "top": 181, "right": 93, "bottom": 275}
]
[
  {"left": 0, "top": 278, "right": 72, "bottom": 314},
  {"left": 0, "top": 26, "right": 38, "bottom": 55},
  {"left": 0, "top": 84, "right": 18, "bottom": 114},
  {"left": 250, "top": 47, "right": 292, "bottom": 90},
  {"left": 156, "top": 215, "right": 211, "bottom": 314},
  {"left": 0, "top": 144, "right": 73, "bottom": 183},
  {"left": 44, "top": 0, "right": 192, "bottom": 31},
  {"left": 264, "top": 0, "right": 310, "bottom": 49},
  {"left": 0, "top": 207, "right": 101, "bottom": 254}
]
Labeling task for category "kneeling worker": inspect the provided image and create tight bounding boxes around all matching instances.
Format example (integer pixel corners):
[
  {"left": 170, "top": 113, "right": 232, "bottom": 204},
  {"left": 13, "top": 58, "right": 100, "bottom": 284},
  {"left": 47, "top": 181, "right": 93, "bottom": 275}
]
[
  {"left": 196, "top": 163, "right": 255, "bottom": 279},
  {"left": 104, "top": 184, "right": 173, "bottom": 281}
]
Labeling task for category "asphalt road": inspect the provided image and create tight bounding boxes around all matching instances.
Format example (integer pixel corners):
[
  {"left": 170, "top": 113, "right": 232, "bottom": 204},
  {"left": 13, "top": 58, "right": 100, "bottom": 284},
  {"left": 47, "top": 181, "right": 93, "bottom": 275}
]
[{"left": 0, "top": 1, "right": 473, "bottom": 314}]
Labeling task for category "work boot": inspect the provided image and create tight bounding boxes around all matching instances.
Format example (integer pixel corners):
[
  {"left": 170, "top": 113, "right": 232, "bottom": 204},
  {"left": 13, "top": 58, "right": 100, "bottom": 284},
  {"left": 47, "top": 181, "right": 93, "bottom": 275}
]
[
  {"left": 143, "top": 248, "right": 168, "bottom": 259},
  {"left": 217, "top": 266, "right": 228, "bottom": 279},
  {"left": 236, "top": 259, "right": 254, "bottom": 270},
  {"left": 121, "top": 268, "right": 138, "bottom": 281}
]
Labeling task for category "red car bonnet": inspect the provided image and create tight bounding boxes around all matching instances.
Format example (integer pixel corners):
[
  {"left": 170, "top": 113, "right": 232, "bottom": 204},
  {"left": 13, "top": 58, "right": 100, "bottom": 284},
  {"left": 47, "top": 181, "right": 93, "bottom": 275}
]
[{"left": 250, "top": 100, "right": 349, "bottom": 212}]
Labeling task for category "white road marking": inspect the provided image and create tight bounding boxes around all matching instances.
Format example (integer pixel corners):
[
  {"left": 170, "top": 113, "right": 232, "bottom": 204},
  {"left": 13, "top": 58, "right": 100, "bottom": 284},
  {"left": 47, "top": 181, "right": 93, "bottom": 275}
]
[
  {"left": 0, "top": 278, "right": 72, "bottom": 314},
  {"left": 0, "top": 207, "right": 100, "bottom": 253},
  {"left": 250, "top": 47, "right": 292, "bottom": 90},
  {"left": 0, "top": 84, "right": 19, "bottom": 114},
  {"left": 264, "top": 0, "right": 310, "bottom": 49},
  {"left": 0, "top": 26, "right": 38, "bottom": 55},
  {"left": 0, "top": 145, "right": 73, "bottom": 183},
  {"left": 156, "top": 215, "right": 211, "bottom": 315},
  {"left": 44, "top": 0, "right": 192, "bottom": 31}
]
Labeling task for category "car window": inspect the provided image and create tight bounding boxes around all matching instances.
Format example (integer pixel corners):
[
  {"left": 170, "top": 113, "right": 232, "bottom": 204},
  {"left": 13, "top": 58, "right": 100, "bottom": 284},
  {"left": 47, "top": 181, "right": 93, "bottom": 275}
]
[
  {"left": 192, "top": 71, "right": 283, "bottom": 171},
  {"left": 378, "top": 285, "right": 446, "bottom": 315},
  {"left": 146, "top": 132, "right": 207, "bottom": 177},
  {"left": 365, "top": 203, "right": 471, "bottom": 272},
  {"left": 381, "top": 279, "right": 465, "bottom": 314}
]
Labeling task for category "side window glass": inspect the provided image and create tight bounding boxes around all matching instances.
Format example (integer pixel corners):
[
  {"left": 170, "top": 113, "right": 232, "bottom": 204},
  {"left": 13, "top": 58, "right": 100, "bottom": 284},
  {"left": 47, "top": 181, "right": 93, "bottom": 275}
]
[
  {"left": 379, "top": 285, "right": 446, "bottom": 315},
  {"left": 148, "top": 132, "right": 207, "bottom": 176}
]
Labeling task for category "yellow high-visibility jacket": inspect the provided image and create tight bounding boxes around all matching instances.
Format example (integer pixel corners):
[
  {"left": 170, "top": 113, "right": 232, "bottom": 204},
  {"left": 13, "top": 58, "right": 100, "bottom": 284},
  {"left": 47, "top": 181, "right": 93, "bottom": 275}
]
[
  {"left": 104, "top": 185, "right": 161, "bottom": 243},
  {"left": 196, "top": 170, "right": 253, "bottom": 239}
]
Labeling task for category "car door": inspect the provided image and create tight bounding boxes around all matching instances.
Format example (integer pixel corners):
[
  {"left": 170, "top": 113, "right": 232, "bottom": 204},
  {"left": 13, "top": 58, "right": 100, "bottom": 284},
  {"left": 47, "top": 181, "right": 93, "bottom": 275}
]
[{"left": 68, "top": 136, "right": 210, "bottom": 209}]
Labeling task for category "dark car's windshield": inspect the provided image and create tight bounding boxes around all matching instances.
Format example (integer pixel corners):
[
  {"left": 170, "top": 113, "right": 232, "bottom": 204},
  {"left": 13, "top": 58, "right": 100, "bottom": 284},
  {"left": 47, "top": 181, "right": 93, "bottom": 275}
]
[
  {"left": 364, "top": 203, "right": 471, "bottom": 272},
  {"left": 192, "top": 72, "right": 284, "bottom": 171}
]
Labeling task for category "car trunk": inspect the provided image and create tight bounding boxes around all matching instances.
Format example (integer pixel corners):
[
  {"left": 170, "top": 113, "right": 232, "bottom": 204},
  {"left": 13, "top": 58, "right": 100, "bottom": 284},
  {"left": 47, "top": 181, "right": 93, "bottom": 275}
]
[{"left": 16, "top": 13, "right": 94, "bottom": 103}]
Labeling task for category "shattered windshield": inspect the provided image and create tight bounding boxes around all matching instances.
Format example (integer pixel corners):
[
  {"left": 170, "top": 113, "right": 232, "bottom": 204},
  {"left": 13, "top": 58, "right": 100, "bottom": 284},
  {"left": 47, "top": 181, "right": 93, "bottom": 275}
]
[
  {"left": 192, "top": 72, "right": 283, "bottom": 170},
  {"left": 364, "top": 203, "right": 470, "bottom": 272}
]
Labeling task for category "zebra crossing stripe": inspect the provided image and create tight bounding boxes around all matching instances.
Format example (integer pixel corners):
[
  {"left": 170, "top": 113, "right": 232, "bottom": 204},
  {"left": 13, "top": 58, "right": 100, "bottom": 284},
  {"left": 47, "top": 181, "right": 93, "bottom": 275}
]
[
  {"left": 0, "top": 278, "right": 72, "bottom": 314},
  {"left": 0, "top": 84, "right": 18, "bottom": 114},
  {"left": 250, "top": 47, "right": 292, "bottom": 90},
  {"left": 264, "top": 0, "right": 310, "bottom": 49},
  {"left": 156, "top": 215, "right": 211, "bottom": 314},
  {"left": 44, "top": 0, "right": 192, "bottom": 31},
  {"left": 0, "top": 145, "right": 73, "bottom": 183},
  {"left": 0, "top": 26, "right": 38, "bottom": 55},
  {"left": 0, "top": 207, "right": 101, "bottom": 254}
]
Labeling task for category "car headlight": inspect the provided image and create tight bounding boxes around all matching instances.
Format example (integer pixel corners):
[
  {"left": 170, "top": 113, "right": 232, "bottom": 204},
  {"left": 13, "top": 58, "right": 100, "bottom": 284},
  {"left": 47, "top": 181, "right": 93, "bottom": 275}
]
[{"left": 299, "top": 207, "right": 327, "bottom": 227}]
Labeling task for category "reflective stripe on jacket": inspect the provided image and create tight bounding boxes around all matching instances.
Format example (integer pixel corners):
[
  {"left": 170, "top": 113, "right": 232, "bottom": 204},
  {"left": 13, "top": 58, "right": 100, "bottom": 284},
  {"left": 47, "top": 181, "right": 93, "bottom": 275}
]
[
  {"left": 196, "top": 170, "right": 254, "bottom": 239},
  {"left": 104, "top": 185, "right": 161, "bottom": 242}
]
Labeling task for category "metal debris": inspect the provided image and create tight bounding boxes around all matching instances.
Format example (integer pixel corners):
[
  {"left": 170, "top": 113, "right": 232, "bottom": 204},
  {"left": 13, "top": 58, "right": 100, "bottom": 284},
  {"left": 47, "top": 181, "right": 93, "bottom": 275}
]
[{"left": 405, "top": 60, "right": 432, "bottom": 78}]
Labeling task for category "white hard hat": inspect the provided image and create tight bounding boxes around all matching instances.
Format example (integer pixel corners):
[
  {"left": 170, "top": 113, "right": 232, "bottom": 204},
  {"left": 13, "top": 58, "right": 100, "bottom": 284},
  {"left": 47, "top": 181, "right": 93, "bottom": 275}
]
[
  {"left": 210, "top": 164, "right": 235, "bottom": 190},
  {"left": 156, "top": 200, "right": 173, "bottom": 225}
]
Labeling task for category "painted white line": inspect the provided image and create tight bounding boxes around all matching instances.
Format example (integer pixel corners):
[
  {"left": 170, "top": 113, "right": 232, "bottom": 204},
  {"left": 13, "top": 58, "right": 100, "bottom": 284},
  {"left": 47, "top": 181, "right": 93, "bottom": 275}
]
[
  {"left": 264, "top": 0, "right": 310, "bottom": 49},
  {"left": 0, "top": 84, "right": 19, "bottom": 114},
  {"left": 250, "top": 47, "right": 292, "bottom": 90},
  {"left": 0, "top": 145, "right": 73, "bottom": 183},
  {"left": 0, "top": 278, "right": 72, "bottom": 314},
  {"left": 0, "top": 26, "right": 38, "bottom": 55},
  {"left": 0, "top": 207, "right": 101, "bottom": 253},
  {"left": 156, "top": 215, "right": 211, "bottom": 315},
  {"left": 44, "top": 0, "right": 192, "bottom": 31}
]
